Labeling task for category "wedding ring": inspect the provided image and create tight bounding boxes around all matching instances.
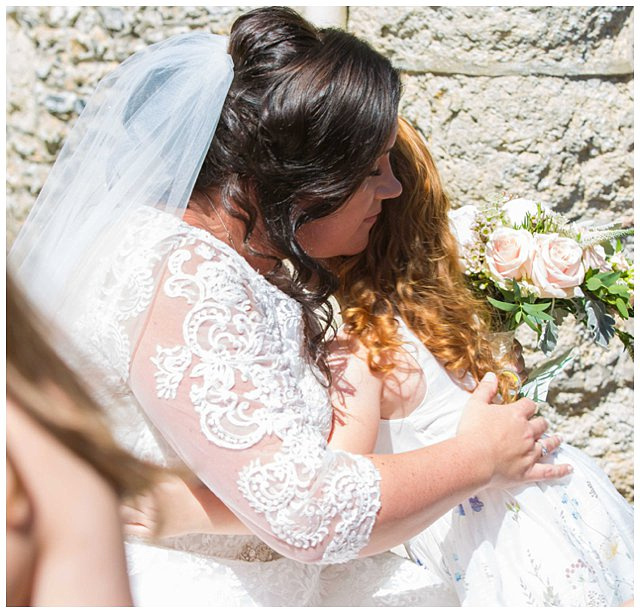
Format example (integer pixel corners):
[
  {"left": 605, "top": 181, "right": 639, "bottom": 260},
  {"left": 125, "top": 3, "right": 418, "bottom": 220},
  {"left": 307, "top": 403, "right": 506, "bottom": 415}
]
[{"left": 540, "top": 442, "right": 548, "bottom": 457}]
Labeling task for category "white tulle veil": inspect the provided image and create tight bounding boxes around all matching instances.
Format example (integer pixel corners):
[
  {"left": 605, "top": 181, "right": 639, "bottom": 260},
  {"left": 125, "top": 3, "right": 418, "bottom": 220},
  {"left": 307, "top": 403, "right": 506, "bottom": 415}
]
[{"left": 9, "top": 32, "right": 234, "bottom": 321}]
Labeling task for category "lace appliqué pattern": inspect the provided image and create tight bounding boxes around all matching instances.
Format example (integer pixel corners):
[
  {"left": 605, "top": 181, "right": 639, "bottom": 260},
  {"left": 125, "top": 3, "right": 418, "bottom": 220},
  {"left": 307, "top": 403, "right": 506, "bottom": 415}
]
[{"left": 153, "top": 236, "right": 381, "bottom": 564}]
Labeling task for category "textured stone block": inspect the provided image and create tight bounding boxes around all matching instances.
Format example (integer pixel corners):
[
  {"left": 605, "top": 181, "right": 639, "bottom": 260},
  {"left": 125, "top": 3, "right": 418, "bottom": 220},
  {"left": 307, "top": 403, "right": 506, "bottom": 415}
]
[{"left": 349, "top": 6, "right": 633, "bottom": 77}]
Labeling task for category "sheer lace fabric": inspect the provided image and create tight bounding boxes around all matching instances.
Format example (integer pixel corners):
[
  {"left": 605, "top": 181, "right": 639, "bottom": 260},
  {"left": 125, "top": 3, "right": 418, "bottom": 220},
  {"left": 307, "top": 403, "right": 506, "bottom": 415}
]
[{"left": 70, "top": 207, "right": 381, "bottom": 564}]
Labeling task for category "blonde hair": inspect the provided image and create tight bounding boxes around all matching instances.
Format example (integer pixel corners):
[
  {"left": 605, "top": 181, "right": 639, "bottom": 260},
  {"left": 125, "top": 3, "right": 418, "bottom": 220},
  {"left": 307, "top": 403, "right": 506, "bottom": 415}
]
[
  {"left": 336, "top": 118, "right": 517, "bottom": 400},
  {"left": 7, "top": 272, "right": 160, "bottom": 498}
]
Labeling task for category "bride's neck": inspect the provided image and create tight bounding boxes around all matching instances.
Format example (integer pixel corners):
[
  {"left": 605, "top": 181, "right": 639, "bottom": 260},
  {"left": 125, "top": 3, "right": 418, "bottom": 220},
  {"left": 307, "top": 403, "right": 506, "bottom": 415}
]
[{"left": 184, "top": 191, "right": 277, "bottom": 275}]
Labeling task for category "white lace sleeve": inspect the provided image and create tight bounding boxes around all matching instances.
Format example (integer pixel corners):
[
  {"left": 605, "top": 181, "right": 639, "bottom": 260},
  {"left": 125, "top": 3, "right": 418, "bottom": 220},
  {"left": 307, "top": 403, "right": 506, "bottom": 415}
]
[{"left": 128, "top": 235, "right": 381, "bottom": 564}]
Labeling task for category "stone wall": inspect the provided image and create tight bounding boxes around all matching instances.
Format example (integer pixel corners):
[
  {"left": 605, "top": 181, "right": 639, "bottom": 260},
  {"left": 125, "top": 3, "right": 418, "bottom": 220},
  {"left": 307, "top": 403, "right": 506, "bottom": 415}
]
[{"left": 6, "top": 6, "right": 634, "bottom": 499}]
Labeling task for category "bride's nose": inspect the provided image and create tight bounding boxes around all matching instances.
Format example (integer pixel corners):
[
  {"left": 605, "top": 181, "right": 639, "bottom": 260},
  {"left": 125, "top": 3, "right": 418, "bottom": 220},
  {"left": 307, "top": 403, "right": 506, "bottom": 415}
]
[{"left": 378, "top": 166, "right": 403, "bottom": 200}]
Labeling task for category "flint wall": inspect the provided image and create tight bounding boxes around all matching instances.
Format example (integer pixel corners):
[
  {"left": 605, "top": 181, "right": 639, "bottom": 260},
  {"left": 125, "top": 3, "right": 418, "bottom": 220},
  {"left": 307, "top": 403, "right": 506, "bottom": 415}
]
[{"left": 6, "top": 6, "right": 634, "bottom": 499}]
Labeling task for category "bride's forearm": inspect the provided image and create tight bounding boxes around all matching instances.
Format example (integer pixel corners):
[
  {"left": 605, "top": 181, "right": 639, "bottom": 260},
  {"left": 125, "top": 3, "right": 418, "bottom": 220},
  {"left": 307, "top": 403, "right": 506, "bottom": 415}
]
[
  {"left": 188, "top": 483, "right": 251, "bottom": 535},
  {"left": 361, "top": 434, "right": 492, "bottom": 556}
]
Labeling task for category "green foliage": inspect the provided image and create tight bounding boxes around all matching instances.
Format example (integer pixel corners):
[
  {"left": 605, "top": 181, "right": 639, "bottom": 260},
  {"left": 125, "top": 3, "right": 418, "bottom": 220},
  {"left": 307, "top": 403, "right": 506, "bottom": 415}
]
[
  {"left": 584, "top": 269, "right": 633, "bottom": 321},
  {"left": 583, "top": 298, "right": 616, "bottom": 347},
  {"left": 516, "top": 203, "right": 565, "bottom": 235},
  {"left": 614, "top": 328, "right": 634, "bottom": 359},
  {"left": 539, "top": 320, "right": 559, "bottom": 354}
]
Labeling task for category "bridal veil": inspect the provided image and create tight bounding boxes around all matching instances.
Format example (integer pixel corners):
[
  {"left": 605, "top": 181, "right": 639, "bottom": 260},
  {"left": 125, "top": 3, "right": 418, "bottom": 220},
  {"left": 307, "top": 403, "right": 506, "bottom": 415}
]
[{"left": 9, "top": 32, "right": 234, "bottom": 322}]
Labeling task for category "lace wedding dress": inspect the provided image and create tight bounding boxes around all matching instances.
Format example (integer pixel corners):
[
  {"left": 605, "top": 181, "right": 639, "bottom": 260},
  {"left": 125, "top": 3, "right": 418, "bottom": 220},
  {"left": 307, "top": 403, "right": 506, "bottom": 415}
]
[
  {"left": 65, "top": 206, "right": 456, "bottom": 606},
  {"left": 374, "top": 318, "right": 634, "bottom": 606}
]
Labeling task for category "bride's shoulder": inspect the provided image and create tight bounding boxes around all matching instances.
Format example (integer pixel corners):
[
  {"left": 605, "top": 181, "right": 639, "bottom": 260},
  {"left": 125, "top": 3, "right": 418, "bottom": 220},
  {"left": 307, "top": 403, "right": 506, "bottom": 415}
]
[{"left": 124, "top": 207, "right": 244, "bottom": 269}]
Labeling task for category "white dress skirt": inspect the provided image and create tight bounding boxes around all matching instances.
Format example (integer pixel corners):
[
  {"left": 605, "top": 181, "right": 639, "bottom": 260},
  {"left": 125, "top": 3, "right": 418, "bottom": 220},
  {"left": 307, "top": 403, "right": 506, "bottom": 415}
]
[{"left": 374, "top": 318, "right": 634, "bottom": 606}]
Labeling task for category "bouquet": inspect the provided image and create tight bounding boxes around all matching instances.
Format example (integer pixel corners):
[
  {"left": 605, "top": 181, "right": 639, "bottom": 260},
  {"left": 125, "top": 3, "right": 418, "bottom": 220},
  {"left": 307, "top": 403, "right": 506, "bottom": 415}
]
[{"left": 450, "top": 195, "right": 634, "bottom": 400}]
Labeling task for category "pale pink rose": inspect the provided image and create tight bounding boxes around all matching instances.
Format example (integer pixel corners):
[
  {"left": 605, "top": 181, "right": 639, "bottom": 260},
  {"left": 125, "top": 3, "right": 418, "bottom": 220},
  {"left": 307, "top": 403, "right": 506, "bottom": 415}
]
[
  {"left": 485, "top": 227, "right": 535, "bottom": 282},
  {"left": 531, "top": 234, "right": 585, "bottom": 298},
  {"left": 582, "top": 245, "right": 611, "bottom": 272}
]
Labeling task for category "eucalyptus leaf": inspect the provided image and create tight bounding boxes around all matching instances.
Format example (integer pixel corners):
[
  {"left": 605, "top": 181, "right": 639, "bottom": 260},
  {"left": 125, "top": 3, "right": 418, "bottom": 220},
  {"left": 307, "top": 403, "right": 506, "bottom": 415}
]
[
  {"left": 519, "top": 350, "right": 574, "bottom": 402},
  {"left": 584, "top": 298, "right": 616, "bottom": 347},
  {"left": 599, "top": 271, "right": 621, "bottom": 287},
  {"left": 539, "top": 320, "right": 558, "bottom": 354},
  {"left": 607, "top": 284, "right": 628, "bottom": 297}
]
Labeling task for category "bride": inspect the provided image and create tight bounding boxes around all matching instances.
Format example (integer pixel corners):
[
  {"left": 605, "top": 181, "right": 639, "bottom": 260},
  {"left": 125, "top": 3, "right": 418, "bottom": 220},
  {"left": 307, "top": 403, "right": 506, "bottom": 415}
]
[{"left": 9, "top": 7, "right": 570, "bottom": 606}]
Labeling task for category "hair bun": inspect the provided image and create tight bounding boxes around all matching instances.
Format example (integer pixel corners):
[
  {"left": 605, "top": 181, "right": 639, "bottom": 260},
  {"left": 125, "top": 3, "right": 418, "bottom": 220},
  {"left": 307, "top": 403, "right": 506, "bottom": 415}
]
[{"left": 229, "top": 7, "right": 319, "bottom": 76}]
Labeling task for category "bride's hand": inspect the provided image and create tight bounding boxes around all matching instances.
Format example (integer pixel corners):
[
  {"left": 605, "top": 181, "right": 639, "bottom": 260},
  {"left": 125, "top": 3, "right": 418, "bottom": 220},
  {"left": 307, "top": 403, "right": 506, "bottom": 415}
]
[
  {"left": 121, "top": 474, "right": 251, "bottom": 539},
  {"left": 457, "top": 372, "right": 571, "bottom": 488},
  {"left": 121, "top": 475, "right": 218, "bottom": 540}
]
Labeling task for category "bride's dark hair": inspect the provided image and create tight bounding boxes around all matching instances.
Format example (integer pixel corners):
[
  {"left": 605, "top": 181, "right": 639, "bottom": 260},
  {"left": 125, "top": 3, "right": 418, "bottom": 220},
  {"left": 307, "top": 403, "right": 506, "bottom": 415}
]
[{"left": 196, "top": 6, "right": 401, "bottom": 383}]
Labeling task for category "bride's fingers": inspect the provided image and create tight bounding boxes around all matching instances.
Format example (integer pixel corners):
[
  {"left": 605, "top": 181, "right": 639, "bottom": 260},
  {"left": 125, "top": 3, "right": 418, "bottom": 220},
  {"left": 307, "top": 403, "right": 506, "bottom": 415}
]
[
  {"left": 123, "top": 522, "right": 155, "bottom": 537},
  {"left": 512, "top": 397, "right": 537, "bottom": 419},
  {"left": 528, "top": 416, "right": 549, "bottom": 439},
  {"left": 525, "top": 461, "right": 573, "bottom": 482},
  {"left": 120, "top": 503, "right": 142, "bottom": 524},
  {"left": 537, "top": 434, "right": 562, "bottom": 458}
]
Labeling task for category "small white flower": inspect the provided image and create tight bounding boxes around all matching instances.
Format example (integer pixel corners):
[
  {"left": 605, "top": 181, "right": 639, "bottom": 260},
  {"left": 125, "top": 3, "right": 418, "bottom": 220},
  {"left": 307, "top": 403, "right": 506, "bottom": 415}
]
[
  {"left": 503, "top": 198, "right": 551, "bottom": 227},
  {"left": 610, "top": 251, "right": 631, "bottom": 272},
  {"left": 518, "top": 280, "right": 541, "bottom": 298}
]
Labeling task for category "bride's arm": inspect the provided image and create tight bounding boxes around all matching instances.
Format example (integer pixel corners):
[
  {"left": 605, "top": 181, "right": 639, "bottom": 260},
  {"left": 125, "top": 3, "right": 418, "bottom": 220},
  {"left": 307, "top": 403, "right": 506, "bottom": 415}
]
[
  {"left": 132, "top": 336, "right": 564, "bottom": 547},
  {"left": 129, "top": 239, "right": 570, "bottom": 563},
  {"left": 327, "top": 333, "right": 565, "bottom": 555},
  {"left": 123, "top": 333, "right": 389, "bottom": 540},
  {"left": 122, "top": 474, "right": 251, "bottom": 539}
]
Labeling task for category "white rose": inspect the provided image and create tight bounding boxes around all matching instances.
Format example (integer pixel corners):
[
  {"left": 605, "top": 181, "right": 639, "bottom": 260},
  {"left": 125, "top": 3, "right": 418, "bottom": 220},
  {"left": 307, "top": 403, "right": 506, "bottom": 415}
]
[
  {"left": 503, "top": 198, "right": 550, "bottom": 227},
  {"left": 531, "top": 234, "right": 585, "bottom": 298},
  {"left": 449, "top": 205, "right": 477, "bottom": 250},
  {"left": 582, "top": 245, "right": 611, "bottom": 272},
  {"left": 485, "top": 227, "right": 535, "bottom": 282}
]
